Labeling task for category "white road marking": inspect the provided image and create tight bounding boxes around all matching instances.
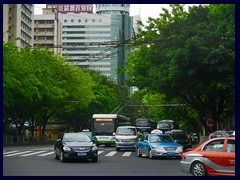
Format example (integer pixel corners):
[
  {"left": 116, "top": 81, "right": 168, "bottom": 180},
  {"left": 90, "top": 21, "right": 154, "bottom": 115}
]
[
  {"left": 122, "top": 152, "right": 132, "bottom": 156},
  {"left": 98, "top": 151, "right": 104, "bottom": 155},
  {"left": 105, "top": 151, "right": 117, "bottom": 156},
  {"left": 20, "top": 151, "right": 46, "bottom": 157},
  {"left": 3, "top": 151, "right": 19, "bottom": 155},
  {"left": 4, "top": 151, "right": 33, "bottom": 157},
  {"left": 3, "top": 150, "right": 136, "bottom": 157}
]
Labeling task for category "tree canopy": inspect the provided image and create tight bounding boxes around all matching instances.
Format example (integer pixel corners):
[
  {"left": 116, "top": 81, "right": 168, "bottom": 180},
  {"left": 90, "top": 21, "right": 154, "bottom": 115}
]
[
  {"left": 125, "top": 4, "right": 235, "bottom": 132},
  {"left": 3, "top": 42, "right": 129, "bottom": 138}
]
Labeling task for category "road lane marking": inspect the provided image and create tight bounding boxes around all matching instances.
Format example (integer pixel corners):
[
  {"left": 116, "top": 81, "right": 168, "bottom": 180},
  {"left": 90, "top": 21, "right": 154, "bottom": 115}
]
[
  {"left": 4, "top": 151, "right": 33, "bottom": 157},
  {"left": 3, "top": 150, "right": 136, "bottom": 157},
  {"left": 105, "top": 151, "right": 117, "bottom": 156},
  {"left": 3, "top": 151, "right": 19, "bottom": 155},
  {"left": 122, "top": 152, "right": 132, "bottom": 156},
  {"left": 98, "top": 151, "right": 104, "bottom": 155},
  {"left": 20, "top": 151, "right": 46, "bottom": 157},
  {"left": 38, "top": 151, "right": 54, "bottom": 156}
]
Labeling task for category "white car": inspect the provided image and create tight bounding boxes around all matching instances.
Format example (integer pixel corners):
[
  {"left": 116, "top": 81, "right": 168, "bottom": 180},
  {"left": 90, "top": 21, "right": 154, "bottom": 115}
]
[{"left": 115, "top": 126, "right": 137, "bottom": 151}]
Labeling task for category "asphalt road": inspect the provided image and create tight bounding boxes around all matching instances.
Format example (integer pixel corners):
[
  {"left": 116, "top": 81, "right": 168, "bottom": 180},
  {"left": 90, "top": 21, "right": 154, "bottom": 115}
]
[{"left": 3, "top": 144, "right": 191, "bottom": 176}]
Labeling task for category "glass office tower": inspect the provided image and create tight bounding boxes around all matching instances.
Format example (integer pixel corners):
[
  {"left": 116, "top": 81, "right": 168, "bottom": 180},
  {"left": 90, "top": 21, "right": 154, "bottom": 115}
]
[{"left": 58, "top": 4, "right": 133, "bottom": 85}]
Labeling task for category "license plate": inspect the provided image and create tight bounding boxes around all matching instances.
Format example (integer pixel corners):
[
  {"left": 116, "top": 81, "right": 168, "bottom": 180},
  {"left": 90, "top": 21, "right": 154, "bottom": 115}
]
[
  {"left": 167, "top": 151, "right": 175, "bottom": 155},
  {"left": 123, "top": 143, "right": 130, "bottom": 146},
  {"left": 77, "top": 152, "right": 87, "bottom": 156}
]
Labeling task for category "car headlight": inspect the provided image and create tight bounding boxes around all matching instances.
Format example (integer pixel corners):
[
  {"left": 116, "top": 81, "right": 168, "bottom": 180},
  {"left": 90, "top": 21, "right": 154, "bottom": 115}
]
[
  {"left": 155, "top": 146, "right": 165, "bottom": 152},
  {"left": 92, "top": 145, "right": 98, "bottom": 151},
  {"left": 176, "top": 146, "right": 183, "bottom": 152},
  {"left": 63, "top": 146, "right": 71, "bottom": 152}
]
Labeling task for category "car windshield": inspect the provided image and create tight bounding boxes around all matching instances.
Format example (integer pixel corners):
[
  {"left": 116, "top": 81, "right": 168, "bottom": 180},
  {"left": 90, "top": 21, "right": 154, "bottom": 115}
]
[
  {"left": 81, "top": 132, "right": 92, "bottom": 137},
  {"left": 149, "top": 135, "right": 174, "bottom": 143},
  {"left": 63, "top": 133, "right": 91, "bottom": 142},
  {"left": 117, "top": 128, "right": 136, "bottom": 135}
]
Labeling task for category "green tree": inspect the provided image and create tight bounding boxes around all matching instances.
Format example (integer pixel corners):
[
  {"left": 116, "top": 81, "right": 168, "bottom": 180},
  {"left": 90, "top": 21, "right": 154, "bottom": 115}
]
[
  {"left": 55, "top": 70, "right": 129, "bottom": 132},
  {"left": 125, "top": 4, "right": 235, "bottom": 132},
  {"left": 3, "top": 43, "right": 95, "bottom": 138}
]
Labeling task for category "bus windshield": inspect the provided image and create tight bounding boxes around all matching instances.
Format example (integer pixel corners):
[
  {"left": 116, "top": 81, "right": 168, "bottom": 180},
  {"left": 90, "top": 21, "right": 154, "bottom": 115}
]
[
  {"left": 94, "top": 122, "right": 114, "bottom": 135},
  {"left": 157, "top": 122, "right": 173, "bottom": 129},
  {"left": 136, "top": 118, "right": 157, "bottom": 133},
  {"left": 136, "top": 120, "right": 148, "bottom": 127},
  {"left": 116, "top": 127, "right": 137, "bottom": 135}
]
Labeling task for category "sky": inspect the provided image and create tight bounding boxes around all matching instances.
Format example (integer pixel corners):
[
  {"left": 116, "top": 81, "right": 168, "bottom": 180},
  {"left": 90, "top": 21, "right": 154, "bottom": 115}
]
[{"left": 34, "top": 4, "right": 194, "bottom": 25}]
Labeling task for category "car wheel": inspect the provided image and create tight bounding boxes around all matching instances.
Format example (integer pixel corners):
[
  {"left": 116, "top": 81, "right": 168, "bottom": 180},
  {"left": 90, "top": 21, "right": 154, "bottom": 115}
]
[
  {"left": 54, "top": 149, "right": 59, "bottom": 159},
  {"left": 148, "top": 149, "right": 153, "bottom": 159},
  {"left": 191, "top": 161, "right": 207, "bottom": 176},
  {"left": 60, "top": 151, "right": 66, "bottom": 162},
  {"left": 116, "top": 147, "right": 120, "bottom": 151},
  {"left": 92, "top": 156, "right": 98, "bottom": 162},
  {"left": 137, "top": 148, "right": 142, "bottom": 157}
]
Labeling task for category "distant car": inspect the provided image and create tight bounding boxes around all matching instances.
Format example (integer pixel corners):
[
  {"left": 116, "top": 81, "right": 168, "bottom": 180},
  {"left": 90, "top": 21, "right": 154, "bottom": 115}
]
[
  {"left": 169, "top": 133, "right": 192, "bottom": 150},
  {"left": 115, "top": 126, "right": 138, "bottom": 151},
  {"left": 180, "top": 136, "right": 235, "bottom": 176},
  {"left": 79, "top": 130, "right": 98, "bottom": 146},
  {"left": 136, "top": 133, "right": 183, "bottom": 159},
  {"left": 54, "top": 132, "right": 98, "bottom": 162},
  {"left": 209, "top": 130, "right": 229, "bottom": 139}
]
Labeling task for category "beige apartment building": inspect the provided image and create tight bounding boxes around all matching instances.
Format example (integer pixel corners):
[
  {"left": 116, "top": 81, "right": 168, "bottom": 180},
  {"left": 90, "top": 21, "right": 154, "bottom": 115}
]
[
  {"left": 34, "top": 9, "right": 62, "bottom": 54},
  {"left": 3, "top": 4, "right": 34, "bottom": 48}
]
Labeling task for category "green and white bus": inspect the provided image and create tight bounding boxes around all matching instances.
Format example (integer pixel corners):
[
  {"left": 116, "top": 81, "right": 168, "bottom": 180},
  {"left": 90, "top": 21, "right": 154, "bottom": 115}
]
[{"left": 92, "top": 114, "right": 131, "bottom": 146}]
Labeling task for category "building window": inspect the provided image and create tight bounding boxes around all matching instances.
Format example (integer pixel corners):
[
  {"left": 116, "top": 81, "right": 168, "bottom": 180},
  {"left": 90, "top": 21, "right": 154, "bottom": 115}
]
[
  {"left": 71, "top": 19, "right": 74, "bottom": 23},
  {"left": 78, "top": 19, "right": 81, "bottom": 23},
  {"left": 64, "top": 19, "right": 67, "bottom": 23}
]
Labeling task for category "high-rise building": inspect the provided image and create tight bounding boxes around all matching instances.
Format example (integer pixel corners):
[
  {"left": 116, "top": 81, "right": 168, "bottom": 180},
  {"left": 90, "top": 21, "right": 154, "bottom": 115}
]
[
  {"left": 33, "top": 4, "right": 138, "bottom": 86},
  {"left": 53, "top": 4, "right": 133, "bottom": 85},
  {"left": 34, "top": 9, "right": 62, "bottom": 54},
  {"left": 3, "top": 4, "right": 34, "bottom": 48},
  {"left": 95, "top": 4, "right": 133, "bottom": 85}
]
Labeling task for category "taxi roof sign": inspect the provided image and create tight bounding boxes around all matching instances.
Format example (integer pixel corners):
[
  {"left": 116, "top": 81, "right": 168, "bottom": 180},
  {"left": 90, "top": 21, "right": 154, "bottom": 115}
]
[{"left": 151, "top": 129, "right": 163, "bottom": 134}]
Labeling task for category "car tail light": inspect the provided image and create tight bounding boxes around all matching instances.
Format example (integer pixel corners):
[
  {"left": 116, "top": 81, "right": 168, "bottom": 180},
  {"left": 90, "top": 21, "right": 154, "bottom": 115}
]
[{"left": 180, "top": 154, "right": 184, "bottom": 160}]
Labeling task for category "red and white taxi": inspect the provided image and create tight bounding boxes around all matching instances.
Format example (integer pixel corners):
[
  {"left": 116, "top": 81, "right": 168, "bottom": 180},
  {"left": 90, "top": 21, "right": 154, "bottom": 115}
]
[{"left": 180, "top": 136, "right": 235, "bottom": 176}]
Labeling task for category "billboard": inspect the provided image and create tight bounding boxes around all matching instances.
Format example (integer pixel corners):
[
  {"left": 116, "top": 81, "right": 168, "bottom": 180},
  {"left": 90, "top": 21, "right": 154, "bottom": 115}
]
[{"left": 46, "top": 4, "right": 93, "bottom": 13}]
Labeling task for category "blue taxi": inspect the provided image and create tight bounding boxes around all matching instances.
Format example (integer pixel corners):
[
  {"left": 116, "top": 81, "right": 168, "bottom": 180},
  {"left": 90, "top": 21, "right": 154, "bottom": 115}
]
[{"left": 136, "top": 133, "right": 183, "bottom": 159}]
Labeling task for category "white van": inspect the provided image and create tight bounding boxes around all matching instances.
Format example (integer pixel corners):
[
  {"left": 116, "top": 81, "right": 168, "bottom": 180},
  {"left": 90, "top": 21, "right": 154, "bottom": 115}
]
[{"left": 115, "top": 126, "right": 137, "bottom": 151}]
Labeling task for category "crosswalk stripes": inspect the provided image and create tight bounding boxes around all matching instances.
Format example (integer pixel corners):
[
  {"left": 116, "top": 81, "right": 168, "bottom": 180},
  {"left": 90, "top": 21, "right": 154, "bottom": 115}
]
[
  {"left": 122, "top": 152, "right": 132, "bottom": 156},
  {"left": 20, "top": 151, "right": 46, "bottom": 157},
  {"left": 3, "top": 151, "right": 19, "bottom": 155},
  {"left": 3, "top": 150, "right": 134, "bottom": 157},
  {"left": 98, "top": 151, "right": 104, "bottom": 155},
  {"left": 105, "top": 151, "right": 117, "bottom": 156},
  {"left": 4, "top": 151, "right": 33, "bottom": 157}
]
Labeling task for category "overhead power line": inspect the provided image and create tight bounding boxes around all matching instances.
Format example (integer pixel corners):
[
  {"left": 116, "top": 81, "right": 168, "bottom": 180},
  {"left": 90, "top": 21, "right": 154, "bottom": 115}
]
[{"left": 129, "top": 104, "right": 187, "bottom": 107}]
